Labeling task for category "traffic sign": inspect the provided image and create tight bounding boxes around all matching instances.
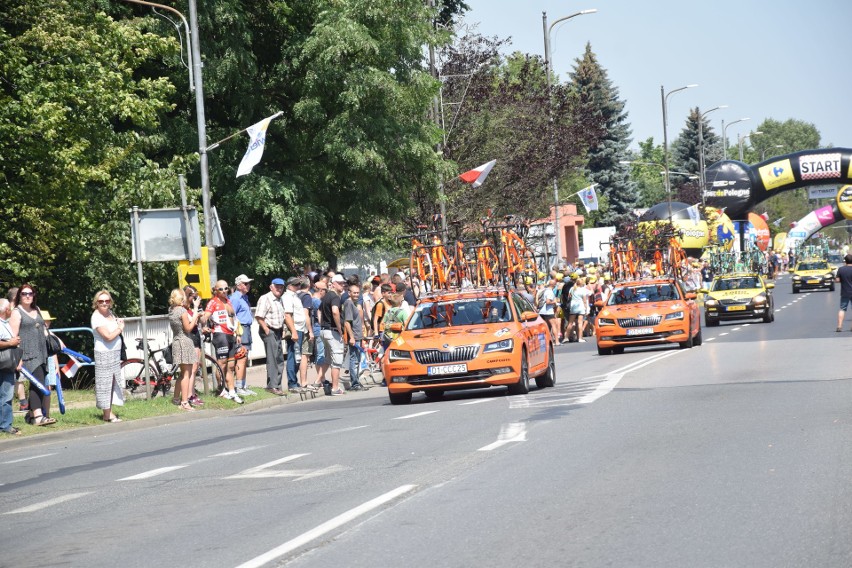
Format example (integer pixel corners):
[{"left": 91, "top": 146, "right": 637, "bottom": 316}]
[{"left": 178, "top": 246, "right": 212, "bottom": 298}]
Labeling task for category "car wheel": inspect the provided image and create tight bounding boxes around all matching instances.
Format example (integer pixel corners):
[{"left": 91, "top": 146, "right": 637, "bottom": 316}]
[
  {"left": 597, "top": 345, "right": 612, "bottom": 356},
  {"left": 535, "top": 346, "right": 556, "bottom": 388},
  {"left": 507, "top": 351, "right": 530, "bottom": 395},
  {"left": 423, "top": 390, "right": 444, "bottom": 400},
  {"left": 830, "top": 284, "right": 836, "bottom": 292},
  {"left": 792, "top": 286, "right": 799, "bottom": 294},
  {"left": 679, "top": 320, "right": 694, "bottom": 349},
  {"left": 612, "top": 346, "right": 624, "bottom": 354},
  {"left": 388, "top": 391, "right": 412, "bottom": 405},
  {"left": 693, "top": 325, "right": 703, "bottom": 346},
  {"left": 763, "top": 309, "right": 773, "bottom": 323},
  {"left": 769, "top": 309, "right": 775, "bottom": 322}
]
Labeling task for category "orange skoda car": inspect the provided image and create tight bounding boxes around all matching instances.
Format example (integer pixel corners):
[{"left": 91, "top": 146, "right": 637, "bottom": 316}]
[
  {"left": 383, "top": 287, "right": 556, "bottom": 404},
  {"left": 594, "top": 277, "right": 702, "bottom": 355}
]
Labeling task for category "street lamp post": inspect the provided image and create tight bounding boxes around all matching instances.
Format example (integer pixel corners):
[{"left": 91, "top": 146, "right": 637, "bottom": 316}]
[
  {"left": 721, "top": 117, "right": 750, "bottom": 160},
  {"left": 543, "top": 9, "right": 596, "bottom": 267},
  {"left": 698, "top": 105, "right": 727, "bottom": 206},
  {"left": 661, "top": 84, "right": 698, "bottom": 215},
  {"left": 761, "top": 144, "right": 785, "bottom": 161},
  {"left": 738, "top": 131, "right": 763, "bottom": 161}
]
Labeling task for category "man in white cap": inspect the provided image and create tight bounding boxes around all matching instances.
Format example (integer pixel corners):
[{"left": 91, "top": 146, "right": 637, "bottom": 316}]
[{"left": 230, "top": 274, "right": 256, "bottom": 396}]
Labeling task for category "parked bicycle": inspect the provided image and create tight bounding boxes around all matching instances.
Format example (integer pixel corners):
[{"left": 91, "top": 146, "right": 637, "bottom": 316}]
[{"left": 121, "top": 336, "right": 225, "bottom": 397}]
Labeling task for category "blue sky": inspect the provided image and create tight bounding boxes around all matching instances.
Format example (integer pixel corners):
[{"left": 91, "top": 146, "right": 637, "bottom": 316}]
[{"left": 461, "top": 0, "right": 851, "bottom": 152}]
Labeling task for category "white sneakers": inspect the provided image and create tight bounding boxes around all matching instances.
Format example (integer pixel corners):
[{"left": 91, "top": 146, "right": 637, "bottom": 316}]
[
  {"left": 219, "top": 390, "right": 244, "bottom": 404},
  {"left": 236, "top": 387, "right": 256, "bottom": 397}
]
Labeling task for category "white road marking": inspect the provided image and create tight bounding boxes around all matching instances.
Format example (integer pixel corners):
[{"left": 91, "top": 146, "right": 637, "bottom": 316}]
[
  {"left": 719, "top": 332, "right": 729, "bottom": 336},
  {"left": 732, "top": 327, "right": 741, "bottom": 331},
  {"left": 478, "top": 422, "right": 527, "bottom": 451},
  {"left": 226, "top": 453, "right": 347, "bottom": 480},
  {"left": 210, "top": 446, "right": 265, "bottom": 457},
  {"left": 316, "top": 425, "right": 369, "bottom": 435},
  {"left": 459, "top": 398, "right": 497, "bottom": 405},
  {"left": 118, "top": 465, "right": 189, "bottom": 481},
  {"left": 705, "top": 337, "right": 716, "bottom": 341},
  {"left": 4, "top": 492, "right": 91, "bottom": 514},
  {"left": 393, "top": 410, "right": 439, "bottom": 420},
  {"left": 2, "top": 453, "right": 56, "bottom": 464},
  {"left": 742, "top": 324, "right": 751, "bottom": 327},
  {"left": 236, "top": 485, "right": 418, "bottom": 568}
]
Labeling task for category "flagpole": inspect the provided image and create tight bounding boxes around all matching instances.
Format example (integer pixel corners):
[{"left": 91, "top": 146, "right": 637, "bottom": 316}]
[{"left": 206, "top": 111, "right": 284, "bottom": 152}]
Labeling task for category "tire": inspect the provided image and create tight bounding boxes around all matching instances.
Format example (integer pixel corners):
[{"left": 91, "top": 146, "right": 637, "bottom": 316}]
[
  {"left": 792, "top": 286, "right": 799, "bottom": 294},
  {"left": 612, "top": 346, "right": 625, "bottom": 354},
  {"left": 507, "top": 351, "right": 530, "bottom": 395},
  {"left": 120, "top": 358, "right": 159, "bottom": 393},
  {"left": 200, "top": 355, "right": 226, "bottom": 393},
  {"left": 830, "top": 284, "right": 836, "bottom": 292},
  {"left": 706, "top": 317, "right": 719, "bottom": 327},
  {"left": 597, "top": 345, "right": 612, "bottom": 356},
  {"left": 423, "top": 390, "right": 444, "bottom": 400},
  {"left": 535, "top": 346, "right": 556, "bottom": 388},
  {"left": 679, "top": 321, "right": 694, "bottom": 349},
  {"left": 762, "top": 310, "right": 773, "bottom": 323},
  {"left": 693, "top": 325, "right": 703, "bottom": 346},
  {"left": 389, "top": 391, "right": 412, "bottom": 405}
]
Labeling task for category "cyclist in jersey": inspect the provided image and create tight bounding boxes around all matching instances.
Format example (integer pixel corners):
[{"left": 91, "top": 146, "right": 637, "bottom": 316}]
[{"left": 202, "top": 280, "right": 243, "bottom": 404}]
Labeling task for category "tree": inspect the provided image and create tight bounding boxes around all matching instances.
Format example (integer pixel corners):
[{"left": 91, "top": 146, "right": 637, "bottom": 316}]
[
  {"left": 437, "top": 34, "right": 603, "bottom": 228},
  {"left": 0, "top": 0, "right": 192, "bottom": 324},
  {"left": 569, "top": 43, "right": 636, "bottom": 228}
]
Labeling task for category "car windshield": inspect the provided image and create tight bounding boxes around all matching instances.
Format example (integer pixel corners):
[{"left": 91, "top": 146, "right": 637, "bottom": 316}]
[
  {"left": 407, "top": 297, "right": 513, "bottom": 329},
  {"left": 828, "top": 254, "right": 843, "bottom": 263},
  {"left": 798, "top": 262, "right": 829, "bottom": 271},
  {"left": 712, "top": 277, "right": 759, "bottom": 291},
  {"left": 607, "top": 284, "right": 680, "bottom": 305}
]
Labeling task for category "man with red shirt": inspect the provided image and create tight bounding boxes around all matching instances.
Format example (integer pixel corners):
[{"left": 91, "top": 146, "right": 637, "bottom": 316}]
[{"left": 201, "top": 280, "right": 243, "bottom": 404}]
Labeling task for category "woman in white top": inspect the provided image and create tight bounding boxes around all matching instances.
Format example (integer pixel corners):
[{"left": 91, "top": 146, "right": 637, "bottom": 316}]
[
  {"left": 91, "top": 290, "right": 124, "bottom": 422},
  {"left": 565, "top": 277, "right": 591, "bottom": 343}
]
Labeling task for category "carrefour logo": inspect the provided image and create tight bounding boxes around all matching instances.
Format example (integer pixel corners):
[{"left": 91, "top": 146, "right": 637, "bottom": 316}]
[{"left": 759, "top": 158, "right": 795, "bottom": 190}]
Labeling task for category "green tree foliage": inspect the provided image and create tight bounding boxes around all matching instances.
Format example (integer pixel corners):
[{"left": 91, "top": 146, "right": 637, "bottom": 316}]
[
  {"left": 0, "top": 0, "right": 194, "bottom": 325},
  {"left": 437, "top": 33, "right": 603, "bottom": 228},
  {"left": 623, "top": 138, "right": 666, "bottom": 209},
  {"left": 569, "top": 43, "right": 636, "bottom": 229},
  {"left": 746, "top": 118, "right": 822, "bottom": 163}
]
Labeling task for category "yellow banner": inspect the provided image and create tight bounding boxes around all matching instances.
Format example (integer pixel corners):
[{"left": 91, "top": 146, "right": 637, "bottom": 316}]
[
  {"left": 837, "top": 185, "right": 852, "bottom": 220},
  {"left": 759, "top": 159, "right": 795, "bottom": 190}
]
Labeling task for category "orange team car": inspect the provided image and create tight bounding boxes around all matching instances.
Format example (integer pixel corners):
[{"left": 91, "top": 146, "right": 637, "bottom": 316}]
[
  {"left": 594, "top": 277, "right": 702, "bottom": 355},
  {"left": 382, "top": 287, "right": 556, "bottom": 405}
]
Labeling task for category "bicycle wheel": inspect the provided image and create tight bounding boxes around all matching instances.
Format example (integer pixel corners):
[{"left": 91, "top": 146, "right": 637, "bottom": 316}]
[
  {"left": 120, "top": 358, "right": 159, "bottom": 393},
  {"left": 202, "top": 355, "right": 226, "bottom": 393}
]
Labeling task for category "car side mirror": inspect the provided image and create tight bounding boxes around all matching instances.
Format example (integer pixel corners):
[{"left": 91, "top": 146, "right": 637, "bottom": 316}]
[
  {"left": 699, "top": 288, "right": 708, "bottom": 294},
  {"left": 685, "top": 291, "right": 697, "bottom": 300},
  {"left": 389, "top": 322, "right": 404, "bottom": 333},
  {"left": 765, "top": 283, "right": 775, "bottom": 290},
  {"left": 520, "top": 311, "right": 539, "bottom": 322}
]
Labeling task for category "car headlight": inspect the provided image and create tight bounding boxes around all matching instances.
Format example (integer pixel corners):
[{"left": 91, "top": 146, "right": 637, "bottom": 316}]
[
  {"left": 597, "top": 317, "right": 615, "bottom": 326},
  {"left": 665, "top": 311, "right": 684, "bottom": 320},
  {"left": 825, "top": 273, "right": 834, "bottom": 279},
  {"left": 483, "top": 339, "right": 513, "bottom": 353},
  {"left": 792, "top": 275, "right": 801, "bottom": 280},
  {"left": 752, "top": 294, "right": 766, "bottom": 304},
  {"left": 388, "top": 349, "right": 411, "bottom": 362},
  {"left": 705, "top": 299, "right": 719, "bottom": 307}
]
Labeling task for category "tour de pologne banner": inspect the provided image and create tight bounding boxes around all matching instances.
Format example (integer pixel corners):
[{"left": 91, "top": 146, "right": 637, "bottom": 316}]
[{"left": 704, "top": 149, "right": 852, "bottom": 220}]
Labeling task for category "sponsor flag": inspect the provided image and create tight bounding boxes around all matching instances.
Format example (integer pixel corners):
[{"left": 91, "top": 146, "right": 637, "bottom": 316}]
[
  {"left": 686, "top": 204, "right": 701, "bottom": 225},
  {"left": 236, "top": 113, "right": 282, "bottom": 177},
  {"left": 578, "top": 184, "right": 599, "bottom": 212},
  {"left": 459, "top": 160, "right": 496, "bottom": 187},
  {"left": 61, "top": 356, "right": 81, "bottom": 378}
]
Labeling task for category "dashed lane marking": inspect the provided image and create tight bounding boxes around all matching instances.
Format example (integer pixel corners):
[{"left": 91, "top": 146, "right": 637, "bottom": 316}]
[
  {"left": 4, "top": 492, "right": 91, "bottom": 514},
  {"left": 210, "top": 446, "right": 266, "bottom": 457},
  {"left": 118, "top": 465, "right": 189, "bottom": 481},
  {"left": 225, "top": 453, "right": 347, "bottom": 480},
  {"left": 393, "top": 410, "right": 439, "bottom": 420},
  {"left": 317, "top": 425, "right": 369, "bottom": 436},
  {"left": 478, "top": 422, "right": 527, "bottom": 451},
  {"left": 2, "top": 453, "right": 56, "bottom": 464},
  {"left": 458, "top": 398, "right": 497, "bottom": 405}
]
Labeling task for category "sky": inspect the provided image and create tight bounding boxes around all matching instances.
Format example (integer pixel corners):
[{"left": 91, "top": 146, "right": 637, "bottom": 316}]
[{"left": 460, "top": 0, "right": 851, "bottom": 152}]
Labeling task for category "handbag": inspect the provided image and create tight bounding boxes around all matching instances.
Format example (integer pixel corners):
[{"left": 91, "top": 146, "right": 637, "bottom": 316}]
[
  {"left": 46, "top": 332, "right": 62, "bottom": 356},
  {"left": 119, "top": 333, "right": 128, "bottom": 362},
  {"left": 0, "top": 345, "right": 23, "bottom": 371}
]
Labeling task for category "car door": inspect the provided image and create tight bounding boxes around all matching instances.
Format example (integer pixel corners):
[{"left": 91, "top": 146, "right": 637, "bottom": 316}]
[{"left": 512, "top": 293, "right": 545, "bottom": 369}]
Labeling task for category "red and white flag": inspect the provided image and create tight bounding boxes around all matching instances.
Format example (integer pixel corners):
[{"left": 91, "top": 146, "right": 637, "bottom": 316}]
[
  {"left": 61, "top": 356, "right": 80, "bottom": 378},
  {"left": 459, "top": 160, "right": 496, "bottom": 188}
]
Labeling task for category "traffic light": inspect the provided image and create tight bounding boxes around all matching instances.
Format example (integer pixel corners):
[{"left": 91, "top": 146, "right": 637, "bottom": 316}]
[{"left": 178, "top": 246, "right": 212, "bottom": 299}]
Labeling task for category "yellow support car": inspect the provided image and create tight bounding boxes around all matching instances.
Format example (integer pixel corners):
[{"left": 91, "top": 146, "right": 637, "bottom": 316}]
[
  {"left": 701, "top": 273, "right": 775, "bottom": 326},
  {"left": 790, "top": 258, "right": 835, "bottom": 293}
]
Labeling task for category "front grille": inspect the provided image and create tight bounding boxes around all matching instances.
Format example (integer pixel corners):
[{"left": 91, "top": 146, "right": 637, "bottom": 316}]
[
  {"left": 414, "top": 345, "right": 480, "bottom": 365},
  {"left": 407, "top": 369, "right": 494, "bottom": 385},
  {"left": 720, "top": 299, "right": 749, "bottom": 306},
  {"left": 617, "top": 315, "right": 662, "bottom": 328}
]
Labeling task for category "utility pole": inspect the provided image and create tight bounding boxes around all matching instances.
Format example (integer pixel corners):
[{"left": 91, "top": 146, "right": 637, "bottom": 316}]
[{"left": 428, "top": 0, "right": 447, "bottom": 237}]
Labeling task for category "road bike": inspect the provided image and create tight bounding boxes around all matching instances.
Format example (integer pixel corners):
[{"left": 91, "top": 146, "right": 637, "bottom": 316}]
[{"left": 121, "top": 336, "right": 225, "bottom": 397}]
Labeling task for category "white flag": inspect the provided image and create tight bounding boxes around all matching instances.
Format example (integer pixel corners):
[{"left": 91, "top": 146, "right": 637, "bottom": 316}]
[
  {"left": 236, "top": 114, "right": 280, "bottom": 177},
  {"left": 686, "top": 204, "right": 700, "bottom": 225},
  {"left": 578, "top": 184, "right": 599, "bottom": 212}
]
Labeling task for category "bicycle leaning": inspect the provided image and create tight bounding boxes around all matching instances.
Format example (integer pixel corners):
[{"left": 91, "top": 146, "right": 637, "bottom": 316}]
[{"left": 120, "top": 336, "right": 226, "bottom": 398}]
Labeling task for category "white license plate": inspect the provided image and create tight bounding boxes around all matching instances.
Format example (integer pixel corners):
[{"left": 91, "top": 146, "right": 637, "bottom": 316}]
[
  {"left": 427, "top": 364, "right": 468, "bottom": 376},
  {"left": 626, "top": 327, "right": 653, "bottom": 336}
]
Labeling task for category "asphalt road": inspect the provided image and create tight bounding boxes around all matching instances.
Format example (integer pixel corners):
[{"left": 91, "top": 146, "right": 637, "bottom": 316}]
[{"left": 2, "top": 273, "right": 851, "bottom": 568}]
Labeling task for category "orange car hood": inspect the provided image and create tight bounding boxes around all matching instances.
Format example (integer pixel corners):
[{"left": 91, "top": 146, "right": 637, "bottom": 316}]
[{"left": 395, "top": 324, "right": 515, "bottom": 348}]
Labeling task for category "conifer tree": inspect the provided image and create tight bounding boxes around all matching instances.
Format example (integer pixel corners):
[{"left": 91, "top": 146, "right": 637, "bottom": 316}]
[{"left": 569, "top": 43, "right": 637, "bottom": 227}]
